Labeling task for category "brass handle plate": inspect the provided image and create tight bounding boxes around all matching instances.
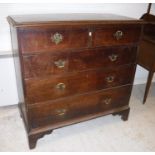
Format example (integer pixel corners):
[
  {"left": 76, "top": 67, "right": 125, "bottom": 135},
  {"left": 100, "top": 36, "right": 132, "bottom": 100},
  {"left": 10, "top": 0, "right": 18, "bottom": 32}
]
[
  {"left": 103, "top": 98, "right": 112, "bottom": 105},
  {"left": 51, "top": 32, "right": 63, "bottom": 45},
  {"left": 56, "top": 109, "right": 67, "bottom": 116},
  {"left": 106, "top": 76, "right": 115, "bottom": 83},
  {"left": 54, "top": 59, "right": 66, "bottom": 68},
  {"left": 113, "top": 30, "right": 124, "bottom": 40},
  {"left": 56, "top": 83, "right": 66, "bottom": 90},
  {"left": 109, "top": 54, "right": 118, "bottom": 62}
]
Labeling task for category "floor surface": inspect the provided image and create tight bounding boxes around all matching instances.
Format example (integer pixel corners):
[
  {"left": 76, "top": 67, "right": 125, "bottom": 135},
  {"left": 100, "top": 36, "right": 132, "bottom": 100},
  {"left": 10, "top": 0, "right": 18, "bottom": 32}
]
[{"left": 0, "top": 84, "right": 155, "bottom": 152}]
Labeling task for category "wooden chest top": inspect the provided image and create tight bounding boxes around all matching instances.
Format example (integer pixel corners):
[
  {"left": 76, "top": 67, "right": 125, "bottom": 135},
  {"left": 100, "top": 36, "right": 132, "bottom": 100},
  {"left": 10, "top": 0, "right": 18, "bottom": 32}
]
[{"left": 7, "top": 13, "right": 143, "bottom": 27}]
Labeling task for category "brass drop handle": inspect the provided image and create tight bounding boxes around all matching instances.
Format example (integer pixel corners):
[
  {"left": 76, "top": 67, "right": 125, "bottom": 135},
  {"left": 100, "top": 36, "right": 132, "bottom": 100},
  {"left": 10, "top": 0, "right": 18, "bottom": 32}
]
[
  {"left": 54, "top": 60, "right": 66, "bottom": 68},
  {"left": 51, "top": 32, "right": 63, "bottom": 45},
  {"left": 56, "top": 83, "right": 66, "bottom": 90},
  {"left": 109, "top": 54, "right": 118, "bottom": 62},
  {"left": 113, "top": 30, "right": 124, "bottom": 40},
  {"left": 56, "top": 109, "right": 67, "bottom": 116},
  {"left": 103, "top": 98, "right": 112, "bottom": 105},
  {"left": 106, "top": 76, "right": 115, "bottom": 83}
]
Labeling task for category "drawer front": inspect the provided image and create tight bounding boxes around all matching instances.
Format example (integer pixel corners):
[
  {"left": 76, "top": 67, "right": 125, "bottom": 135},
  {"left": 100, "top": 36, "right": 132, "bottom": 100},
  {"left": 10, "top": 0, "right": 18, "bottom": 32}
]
[
  {"left": 93, "top": 25, "right": 141, "bottom": 46},
  {"left": 25, "top": 65, "right": 135, "bottom": 104},
  {"left": 28, "top": 85, "right": 132, "bottom": 128},
  {"left": 22, "top": 46, "right": 137, "bottom": 78},
  {"left": 69, "top": 46, "right": 137, "bottom": 72},
  {"left": 18, "top": 27, "right": 89, "bottom": 53}
]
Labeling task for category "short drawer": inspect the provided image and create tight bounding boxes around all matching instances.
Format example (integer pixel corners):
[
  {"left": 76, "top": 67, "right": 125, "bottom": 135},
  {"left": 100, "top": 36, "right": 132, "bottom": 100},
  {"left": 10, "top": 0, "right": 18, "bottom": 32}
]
[
  {"left": 25, "top": 65, "right": 135, "bottom": 104},
  {"left": 22, "top": 46, "right": 137, "bottom": 78},
  {"left": 93, "top": 25, "right": 141, "bottom": 46},
  {"left": 28, "top": 85, "right": 132, "bottom": 129},
  {"left": 18, "top": 27, "right": 89, "bottom": 53}
]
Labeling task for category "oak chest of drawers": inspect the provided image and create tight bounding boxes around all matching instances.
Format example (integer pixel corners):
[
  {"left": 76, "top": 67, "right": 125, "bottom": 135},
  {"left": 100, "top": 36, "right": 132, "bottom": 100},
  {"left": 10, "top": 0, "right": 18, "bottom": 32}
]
[{"left": 7, "top": 14, "right": 143, "bottom": 149}]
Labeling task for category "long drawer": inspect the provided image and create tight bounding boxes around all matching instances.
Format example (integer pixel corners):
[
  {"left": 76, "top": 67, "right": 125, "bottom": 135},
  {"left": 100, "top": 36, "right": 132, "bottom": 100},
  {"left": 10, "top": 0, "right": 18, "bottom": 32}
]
[
  {"left": 22, "top": 46, "right": 137, "bottom": 78},
  {"left": 25, "top": 65, "right": 135, "bottom": 104},
  {"left": 28, "top": 85, "right": 132, "bottom": 129}
]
